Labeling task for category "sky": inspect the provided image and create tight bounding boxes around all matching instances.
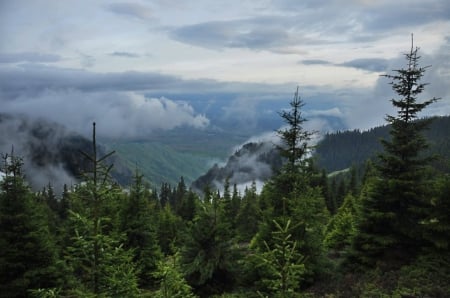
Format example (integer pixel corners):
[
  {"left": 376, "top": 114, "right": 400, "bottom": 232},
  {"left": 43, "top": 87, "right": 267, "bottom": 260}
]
[{"left": 1, "top": 0, "right": 449, "bottom": 139}]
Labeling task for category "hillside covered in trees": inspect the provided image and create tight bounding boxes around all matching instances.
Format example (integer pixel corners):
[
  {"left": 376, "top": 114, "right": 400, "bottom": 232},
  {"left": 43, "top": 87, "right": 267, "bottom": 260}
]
[
  {"left": 315, "top": 115, "right": 450, "bottom": 173},
  {"left": 1, "top": 43, "right": 450, "bottom": 298}
]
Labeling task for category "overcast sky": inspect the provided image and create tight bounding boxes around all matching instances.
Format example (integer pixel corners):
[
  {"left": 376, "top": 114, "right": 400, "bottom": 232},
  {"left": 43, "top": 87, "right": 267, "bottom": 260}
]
[{"left": 1, "top": 0, "right": 449, "bottom": 138}]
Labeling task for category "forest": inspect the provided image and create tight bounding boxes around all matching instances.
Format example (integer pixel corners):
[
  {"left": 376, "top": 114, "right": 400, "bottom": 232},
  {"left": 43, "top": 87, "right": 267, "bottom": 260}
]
[{"left": 1, "top": 44, "right": 450, "bottom": 298}]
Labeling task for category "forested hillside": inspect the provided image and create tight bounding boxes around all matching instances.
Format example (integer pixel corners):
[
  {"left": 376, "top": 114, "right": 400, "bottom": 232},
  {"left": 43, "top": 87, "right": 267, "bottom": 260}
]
[
  {"left": 103, "top": 128, "right": 249, "bottom": 186},
  {"left": 1, "top": 43, "right": 449, "bottom": 298},
  {"left": 315, "top": 115, "right": 450, "bottom": 173}
]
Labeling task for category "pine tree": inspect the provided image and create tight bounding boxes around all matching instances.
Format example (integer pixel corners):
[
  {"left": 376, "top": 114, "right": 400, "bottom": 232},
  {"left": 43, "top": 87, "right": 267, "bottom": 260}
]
[
  {"left": 350, "top": 37, "right": 439, "bottom": 267},
  {"left": 254, "top": 88, "right": 328, "bottom": 285},
  {"left": 422, "top": 174, "right": 450, "bottom": 250},
  {"left": 180, "top": 199, "right": 239, "bottom": 297},
  {"left": 0, "top": 153, "right": 63, "bottom": 297},
  {"left": 277, "top": 86, "right": 314, "bottom": 174},
  {"left": 153, "top": 253, "right": 196, "bottom": 298},
  {"left": 64, "top": 123, "right": 139, "bottom": 296},
  {"left": 120, "top": 169, "right": 162, "bottom": 288},
  {"left": 157, "top": 204, "right": 183, "bottom": 255},
  {"left": 253, "top": 219, "right": 305, "bottom": 298},
  {"left": 236, "top": 182, "right": 260, "bottom": 242}
]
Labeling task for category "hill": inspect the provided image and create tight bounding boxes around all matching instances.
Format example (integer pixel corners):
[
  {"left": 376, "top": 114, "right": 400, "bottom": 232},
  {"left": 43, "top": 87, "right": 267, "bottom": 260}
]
[
  {"left": 192, "top": 115, "right": 450, "bottom": 192},
  {"left": 0, "top": 114, "right": 131, "bottom": 192},
  {"left": 102, "top": 128, "right": 249, "bottom": 186},
  {"left": 315, "top": 115, "right": 450, "bottom": 173},
  {"left": 191, "top": 142, "right": 283, "bottom": 193}
]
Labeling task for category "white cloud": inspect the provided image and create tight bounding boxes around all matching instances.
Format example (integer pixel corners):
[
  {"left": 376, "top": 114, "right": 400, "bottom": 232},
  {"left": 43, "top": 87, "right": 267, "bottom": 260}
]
[{"left": 2, "top": 90, "right": 209, "bottom": 139}]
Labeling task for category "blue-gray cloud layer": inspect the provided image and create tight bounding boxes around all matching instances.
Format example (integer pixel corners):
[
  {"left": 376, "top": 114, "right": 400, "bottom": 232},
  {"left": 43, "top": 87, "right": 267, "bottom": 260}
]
[{"left": 170, "top": 1, "right": 450, "bottom": 52}]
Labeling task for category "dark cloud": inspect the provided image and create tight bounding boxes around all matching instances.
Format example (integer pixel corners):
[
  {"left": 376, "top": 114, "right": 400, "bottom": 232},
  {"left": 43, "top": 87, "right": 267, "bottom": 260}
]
[
  {"left": 109, "top": 51, "right": 140, "bottom": 58},
  {"left": 300, "top": 59, "right": 332, "bottom": 65},
  {"left": 361, "top": 1, "right": 450, "bottom": 32},
  {"left": 170, "top": 17, "right": 307, "bottom": 51},
  {"left": 107, "top": 2, "right": 153, "bottom": 20},
  {"left": 339, "top": 58, "right": 389, "bottom": 72},
  {"left": 170, "top": 1, "right": 450, "bottom": 52},
  {"left": 80, "top": 53, "right": 95, "bottom": 68},
  {"left": 0, "top": 52, "right": 61, "bottom": 63},
  {"left": 0, "top": 65, "right": 215, "bottom": 138},
  {"left": 300, "top": 57, "right": 389, "bottom": 72},
  {"left": 0, "top": 64, "right": 184, "bottom": 96},
  {"left": 0, "top": 64, "right": 294, "bottom": 98}
]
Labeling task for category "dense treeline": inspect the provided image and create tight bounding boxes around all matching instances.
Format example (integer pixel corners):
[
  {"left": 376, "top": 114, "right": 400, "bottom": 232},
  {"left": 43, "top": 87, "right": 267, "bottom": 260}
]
[
  {"left": 315, "top": 115, "right": 450, "bottom": 173},
  {"left": 1, "top": 43, "right": 450, "bottom": 297}
]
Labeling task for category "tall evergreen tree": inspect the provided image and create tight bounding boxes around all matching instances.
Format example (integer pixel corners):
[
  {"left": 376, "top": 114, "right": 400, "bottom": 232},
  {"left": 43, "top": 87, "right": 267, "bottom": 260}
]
[
  {"left": 350, "top": 38, "right": 440, "bottom": 267},
  {"left": 254, "top": 88, "right": 328, "bottom": 285},
  {"left": 277, "top": 86, "right": 314, "bottom": 174},
  {"left": 64, "top": 123, "right": 139, "bottom": 296},
  {"left": 0, "top": 153, "right": 63, "bottom": 297},
  {"left": 120, "top": 169, "right": 162, "bottom": 288},
  {"left": 180, "top": 199, "right": 239, "bottom": 297}
]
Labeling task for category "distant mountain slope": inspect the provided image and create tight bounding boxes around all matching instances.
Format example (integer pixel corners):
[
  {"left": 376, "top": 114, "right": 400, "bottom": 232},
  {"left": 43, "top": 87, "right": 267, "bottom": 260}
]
[
  {"left": 192, "top": 115, "right": 450, "bottom": 192},
  {"left": 103, "top": 128, "right": 249, "bottom": 186},
  {"left": 315, "top": 115, "right": 450, "bottom": 172},
  {"left": 0, "top": 114, "right": 131, "bottom": 191},
  {"left": 191, "top": 142, "right": 283, "bottom": 193},
  {"left": 107, "top": 141, "right": 213, "bottom": 186}
]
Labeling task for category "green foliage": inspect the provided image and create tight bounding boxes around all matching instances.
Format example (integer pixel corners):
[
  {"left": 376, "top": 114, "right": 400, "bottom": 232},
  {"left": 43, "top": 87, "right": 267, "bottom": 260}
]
[
  {"left": 108, "top": 140, "right": 221, "bottom": 186},
  {"left": 324, "top": 193, "right": 358, "bottom": 253},
  {"left": 421, "top": 174, "right": 450, "bottom": 250},
  {"left": 350, "top": 39, "right": 439, "bottom": 267},
  {"left": 236, "top": 182, "right": 260, "bottom": 242},
  {"left": 62, "top": 123, "right": 140, "bottom": 296},
  {"left": 120, "top": 169, "right": 163, "bottom": 287},
  {"left": 253, "top": 219, "right": 305, "bottom": 298},
  {"left": 0, "top": 153, "right": 63, "bottom": 298},
  {"left": 65, "top": 211, "right": 140, "bottom": 297},
  {"left": 158, "top": 204, "right": 184, "bottom": 254},
  {"left": 277, "top": 86, "right": 314, "bottom": 173},
  {"left": 180, "top": 199, "right": 240, "bottom": 297},
  {"left": 315, "top": 116, "right": 450, "bottom": 174},
  {"left": 153, "top": 253, "right": 196, "bottom": 298}
]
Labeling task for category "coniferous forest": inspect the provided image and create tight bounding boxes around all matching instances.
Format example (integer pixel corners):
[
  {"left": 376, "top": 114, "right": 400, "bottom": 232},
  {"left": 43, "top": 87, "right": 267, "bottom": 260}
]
[{"left": 1, "top": 44, "right": 450, "bottom": 298}]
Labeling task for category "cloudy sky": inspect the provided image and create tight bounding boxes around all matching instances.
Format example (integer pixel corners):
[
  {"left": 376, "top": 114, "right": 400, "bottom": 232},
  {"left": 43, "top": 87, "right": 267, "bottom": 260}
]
[{"left": 1, "top": 0, "right": 449, "bottom": 138}]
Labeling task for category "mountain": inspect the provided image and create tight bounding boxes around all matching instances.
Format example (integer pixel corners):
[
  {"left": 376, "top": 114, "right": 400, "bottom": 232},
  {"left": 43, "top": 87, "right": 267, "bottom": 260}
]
[
  {"left": 102, "top": 127, "right": 250, "bottom": 186},
  {"left": 314, "top": 115, "right": 450, "bottom": 173},
  {"left": 191, "top": 141, "right": 283, "bottom": 193},
  {"left": 192, "top": 115, "right": 450, "bottom": 192},
  {"left": 0, "top": 114, "right": 131, "bottom": 192}
]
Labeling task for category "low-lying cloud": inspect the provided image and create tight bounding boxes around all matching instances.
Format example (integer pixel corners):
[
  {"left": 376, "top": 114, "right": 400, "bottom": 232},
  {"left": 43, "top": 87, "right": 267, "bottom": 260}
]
[
  {"left": 2, "top": 89, "right": 209, "bottom": 139},
  {"left": 300, "top": 57, "right": 390, "bottom": 72},
  {"left": 0, "top": 52, "right": 61, "bottom": 63}
]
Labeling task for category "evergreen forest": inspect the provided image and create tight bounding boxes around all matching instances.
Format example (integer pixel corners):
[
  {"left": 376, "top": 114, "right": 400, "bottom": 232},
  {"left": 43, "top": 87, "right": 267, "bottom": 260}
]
[{"left": 1, "top": 43, "right": 450, "bottom": 298}]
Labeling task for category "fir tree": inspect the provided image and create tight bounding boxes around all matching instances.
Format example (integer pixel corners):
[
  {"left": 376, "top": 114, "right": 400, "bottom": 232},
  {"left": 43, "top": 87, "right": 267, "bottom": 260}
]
[
  {"left": 64, "top": 123, "right": 139, "bottom": 296},
  {"left": 153, "top": 253, "right": 196, "bottom": 298},
  {"left": 277, "top": 86, "right": 314, "bottom": 174},
  {"left": 180, "top": 199, "right": 239, "bottom": 297},
  {"left": 253, "top": 219, "right": 305, "bottom": 298},
  {"left": 0, "top": 153, "right": 63, "bottom": 297},
  {"left": 350, "top": 37, "right": 440, "bottom": 267},
  {"left": 236, "top": 182, "right": 260, "bottom": 242},
  {"left": 120, "top": 169, "right": 162, "bottom": 288}
]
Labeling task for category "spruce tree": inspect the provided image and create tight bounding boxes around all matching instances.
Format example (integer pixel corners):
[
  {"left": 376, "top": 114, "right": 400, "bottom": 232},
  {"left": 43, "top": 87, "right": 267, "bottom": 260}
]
[
  {"left": 0, "top": 153, "right": 62, "bottom": 297},
  {"left": 236, "top": 182, "right": 260, "bottom": 242},
  {"left": 254, "top": 87, "right": 328, "bottom": 285},
  {"left": 277, "top": 86, "right": 314, "bottom": 174},
  {"left": 120, "top": 169, "right": 162, "bottom": 288},
  {"left": 350, "top": 37, "right": 439, "bottom": 267},
  {"left": 64, "top": 123, "right": 139, "bottom": 296},
  {"left": 180, "top": 199, "right": 239, "bottom": 297}
]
